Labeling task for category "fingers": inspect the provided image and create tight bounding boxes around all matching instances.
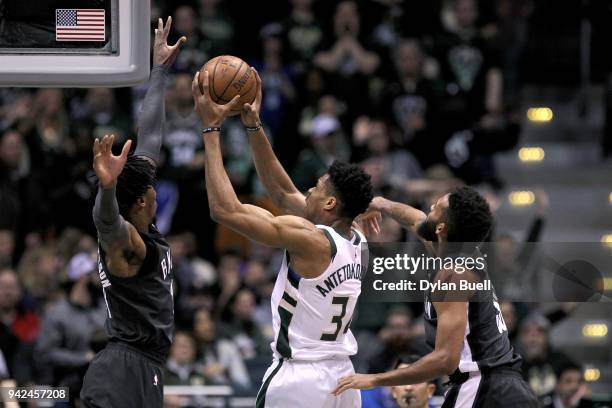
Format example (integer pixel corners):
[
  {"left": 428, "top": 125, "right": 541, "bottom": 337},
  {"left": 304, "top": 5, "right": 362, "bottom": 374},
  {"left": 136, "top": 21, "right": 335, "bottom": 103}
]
[
  {"left": 331, "top": 377, "right": 352, "bottom": 396},
  {"left": 171, "top": 36, "right": 187, "bottom": 50},
  {"left": 192, "top": 71, "right": 202, "bottom": 99},
  {"left": 164, "top": 16, "right": 172, "bottom": 39},
  {"left": 227, "top": 94, "right": 241, "bottom": 111},
  {"left": 93, "top": 138, "right": 100, "bottom": 155},
  {"left": 157, "top": 17, "right": 163, "bottom": 37},
  {"left": 252, "top": 68, "right": 262, "bottom": 108},
  {"left": 120, "top": 139, "right": 132, "bottom": 159}
]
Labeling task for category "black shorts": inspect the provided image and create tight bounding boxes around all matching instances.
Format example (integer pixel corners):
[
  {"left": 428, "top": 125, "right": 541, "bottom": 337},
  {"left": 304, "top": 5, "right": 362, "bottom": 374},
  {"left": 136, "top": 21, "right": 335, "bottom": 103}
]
[
  {"left": 442, "top": 367, "right": 539, "bottom": 408},
  {"left": 80, "top": 342, "right": 165, "bottom": 408}
]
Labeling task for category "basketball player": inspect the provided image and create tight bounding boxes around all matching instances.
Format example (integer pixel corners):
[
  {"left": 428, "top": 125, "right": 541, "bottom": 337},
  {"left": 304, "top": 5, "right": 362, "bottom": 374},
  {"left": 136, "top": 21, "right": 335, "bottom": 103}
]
[
  {"left": 79, "top": 18, "right": 186, "bottom": 408},
  {"left": 191, "top": 69, "right": 374, "bottom": 408},
  {"left": 333, "top": 188, "right": 539, "bottom": 407}
]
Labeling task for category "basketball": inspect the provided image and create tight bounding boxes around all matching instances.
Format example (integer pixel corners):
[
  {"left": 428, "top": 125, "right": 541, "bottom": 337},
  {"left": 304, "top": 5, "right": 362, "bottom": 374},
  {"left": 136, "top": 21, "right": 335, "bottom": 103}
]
[{"left": 199, "top": 55, "right": 258, "bottom": 116}]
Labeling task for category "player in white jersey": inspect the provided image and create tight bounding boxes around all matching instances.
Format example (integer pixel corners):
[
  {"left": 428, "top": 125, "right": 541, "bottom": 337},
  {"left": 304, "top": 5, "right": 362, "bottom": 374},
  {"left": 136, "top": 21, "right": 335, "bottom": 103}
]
[{"left": 191, "top": 69, "right": 375, "bottom": 407}]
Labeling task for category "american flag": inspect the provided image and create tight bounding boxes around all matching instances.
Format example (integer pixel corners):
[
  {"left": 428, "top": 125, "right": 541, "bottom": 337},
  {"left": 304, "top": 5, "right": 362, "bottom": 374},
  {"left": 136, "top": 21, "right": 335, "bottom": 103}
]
[{"left": 56, "top": 9, "right": 106, "bottom": 42}]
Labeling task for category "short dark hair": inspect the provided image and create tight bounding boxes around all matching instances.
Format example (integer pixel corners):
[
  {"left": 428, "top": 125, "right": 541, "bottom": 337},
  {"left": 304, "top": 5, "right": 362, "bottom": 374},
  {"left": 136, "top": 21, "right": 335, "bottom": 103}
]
[
  {"left": 446, "top": 186, "right": 492, "bottom": 242},
  {"left": 115, "top": 155, "right": 156, "bottom": 217},
  {"left": 558, "top": 361, "right": 583, "bottom": 380},
  {"left": 326, "top": 161, "right": 373, "bottom": 219},
  {"left": 393, "top": 354, "right": 435, "bottom": 385}
]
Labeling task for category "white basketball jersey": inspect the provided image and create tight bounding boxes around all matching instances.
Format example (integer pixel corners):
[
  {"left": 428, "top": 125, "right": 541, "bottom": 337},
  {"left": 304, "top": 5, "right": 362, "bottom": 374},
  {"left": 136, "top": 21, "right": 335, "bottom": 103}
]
[{"left": 270, "top": 225, "right": 367, "bottom": 361}]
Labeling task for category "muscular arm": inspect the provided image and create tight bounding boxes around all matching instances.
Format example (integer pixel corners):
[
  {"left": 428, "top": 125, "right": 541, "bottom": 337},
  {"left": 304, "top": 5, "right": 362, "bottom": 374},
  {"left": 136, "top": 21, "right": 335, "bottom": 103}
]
[
  {"left": 247, "top": 127, "right": 306, "bottom": 215},
  {"left": 134, "top": 65, "right": 168, "bottom": 164},
  {"left": 372, "top": 300, "right": 467, "bottom": 386},
  {"left": 372, "top": 196, "right": 427, "bottom": 234},
  {"left": 241, "top": 70, "right": 305, "bottom": 215},
  {"left": 203, "top": 131, "right": 328, "bottom": 277}
]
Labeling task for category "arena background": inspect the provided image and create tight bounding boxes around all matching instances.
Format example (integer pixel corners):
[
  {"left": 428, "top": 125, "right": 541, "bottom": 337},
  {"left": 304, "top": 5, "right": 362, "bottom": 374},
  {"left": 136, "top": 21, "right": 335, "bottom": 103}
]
[{"left": 1, "top": 0, "right": 612, "bottom": 406}]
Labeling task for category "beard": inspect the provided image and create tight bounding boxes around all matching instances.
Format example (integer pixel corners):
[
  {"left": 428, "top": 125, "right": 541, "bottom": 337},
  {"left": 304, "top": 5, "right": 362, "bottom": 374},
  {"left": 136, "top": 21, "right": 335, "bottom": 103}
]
[{"left": 416, "top": 217, "right": 438, "bottom": 242}]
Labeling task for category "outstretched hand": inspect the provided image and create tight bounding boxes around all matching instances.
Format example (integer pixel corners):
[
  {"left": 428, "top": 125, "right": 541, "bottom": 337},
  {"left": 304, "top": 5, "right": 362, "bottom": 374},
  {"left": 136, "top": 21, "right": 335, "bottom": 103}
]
[
  {"left": 192, "top": 70, "right": 241, "bottom": 128},
  {"left": 153, "top": 16, "right": 186, "bottom": 67},
  {"left": 93, "top": 135, "right": 132, "bottom": 189},
  {"left": 241, "top": 68, "right": 263, "bottom": 128},
  {"left": 332, "top": 373, "right": 377, "bottom": 396}
]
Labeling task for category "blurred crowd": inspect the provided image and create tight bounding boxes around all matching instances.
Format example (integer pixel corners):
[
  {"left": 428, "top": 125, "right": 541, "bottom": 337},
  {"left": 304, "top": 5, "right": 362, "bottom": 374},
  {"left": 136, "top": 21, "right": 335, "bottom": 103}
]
[{"left": 0, "top": 0, "right": 601, "bottom": 407}]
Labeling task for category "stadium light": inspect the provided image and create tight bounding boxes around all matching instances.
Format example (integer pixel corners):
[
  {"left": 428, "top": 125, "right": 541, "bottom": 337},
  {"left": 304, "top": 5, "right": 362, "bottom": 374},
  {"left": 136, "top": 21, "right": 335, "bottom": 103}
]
[
  {"left": 584, "top": 368, "right": 601, "bottom": 382},
  {"left": 603, "top": 278, "right": 612, "bottom": 292},
  {"left": 508, "top": 191, "right": 535, "bottom": 206},
  {"left": 527, "top": 107, "right": 553, "bottom": 123},
  {"left": 518, "top": 147, "right": 545, "bottom": 162},
  {"left": 609, "top": 192, "right": 612, "bottom": 205},
  {"left": 582, "top": 323, "right": 608, "bottom": 338},
  {"left": 601, "top": 234, "right": 612, "bottom": 247}
]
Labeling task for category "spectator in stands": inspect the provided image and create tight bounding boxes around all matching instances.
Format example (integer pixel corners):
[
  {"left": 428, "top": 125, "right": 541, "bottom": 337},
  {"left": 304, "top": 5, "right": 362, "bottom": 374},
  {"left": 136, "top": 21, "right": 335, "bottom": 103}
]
[
  {"left": 314, "top": 0, "right": 380, "bottom": 120},
  {"left": 293, "top": 110, "right": 351, "bottom": 191},
  {"left": 489, "top": 190, "right": 548, "bottom": 300},
  {"left": 435, "top": 0, "right": 503, "bottom": 127},
  {"left": 170, "top": 5, "right": 210, "bottom": 73},
  {"left": 366, "top": 307, "right": 430, "bottom": 374},
  {"left": 361, "top": 354, "right": 436, "bottom": 408},
  {"left": 518, "top": 313, "right": 576, "bottom": 398},
  {"left": 221, "top": 288, "right": 269, "bottom": 361},
  {"left": 165, "top": 331, "right": 207, "bottom": 386},
  {"left": 193, "top": 308, "right": 251, "bottom": 389},
  {"left": 17, "top": 246, "right": 61, "bottom": 310},
  {"left": 198, "top": 0, "right": 235, "bottom": 56},
  {"left": 35, "top": 252, "right": 106, "bottom": 403},
  {"left": 352, "top": 117, "right": 423, "bottom": 185},
  {"left": 255, "top": 23, "right": 297, "bottom": 138},
  {"left": 169, "top": 233, "right": 217, "bottom": 326},
  {"left": 541, "top": 362, "right": 594, "bottom": 408},
  {"left": 0, "top": 268, "right": 39, "bottom": 384},
  {"left": 75, "top": 88, "right": 132, "bottom": 141},
  {"left": 381, "top": 39, "right": 443, "bottom": 169},
  {"left": 282, "top": 0, "right": 324, "bottom": 76},
  {"left": 162, "top": 74, "right": 207, "bottom": 235}
]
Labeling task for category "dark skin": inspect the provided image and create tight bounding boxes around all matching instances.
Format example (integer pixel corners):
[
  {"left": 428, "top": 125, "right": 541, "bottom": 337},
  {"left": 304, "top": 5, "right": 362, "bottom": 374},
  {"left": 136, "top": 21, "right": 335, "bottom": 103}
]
[
  {"left": 192, "top": 69, "right": 365, "bottom": 279},
  {"left": 93, "top": 17, "right": 184, "bottom": 278},
  {"left": 333, "top": 194, "right": 478, "bottom": 394}
]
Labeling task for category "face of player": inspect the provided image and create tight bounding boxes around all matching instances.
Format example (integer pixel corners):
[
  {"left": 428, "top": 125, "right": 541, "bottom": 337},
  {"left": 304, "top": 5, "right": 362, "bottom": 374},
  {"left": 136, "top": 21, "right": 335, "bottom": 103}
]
[
  {"left": 556, "top": 369, "right": 583, "bottom": 402},
  {"left": 391, "top": 365, "right": 435, "bottom": 408},
  {"left": 416, "top": 194, "right": 450, "bottom": 242},
  {"left": 304, "top": 174, "right": 338, "bottom": 224}
]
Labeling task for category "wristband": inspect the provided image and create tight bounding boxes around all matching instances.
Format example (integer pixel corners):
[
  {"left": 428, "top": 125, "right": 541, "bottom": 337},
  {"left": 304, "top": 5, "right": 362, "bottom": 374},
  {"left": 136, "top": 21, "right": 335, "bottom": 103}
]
[
  {"left": 245, "top": 122, "right": 262, "bottom": 132},
  {"left": 202, "top": 127, "right": 221, "bottom": 134}
]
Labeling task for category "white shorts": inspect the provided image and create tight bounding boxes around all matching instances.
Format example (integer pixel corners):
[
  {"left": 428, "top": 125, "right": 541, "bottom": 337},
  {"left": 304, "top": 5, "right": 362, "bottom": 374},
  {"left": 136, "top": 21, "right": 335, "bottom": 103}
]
[{"left": 256, "top": 358, "right": 361, "bottom": 408}]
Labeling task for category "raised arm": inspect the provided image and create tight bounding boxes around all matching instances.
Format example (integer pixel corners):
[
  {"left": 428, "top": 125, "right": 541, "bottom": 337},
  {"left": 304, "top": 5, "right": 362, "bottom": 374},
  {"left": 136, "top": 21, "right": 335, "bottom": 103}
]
[
  {"left": 369, "top": 196, "right": 427, "bottom": 234},
  {"left": 92, "top": 135, "right": 146, "bottom": 277},
  {"left": 240, "top": 69, "right": 306, "bottom": 216},
  {"left": 192, "top": 72, "right": 329, "bottom": 278},
  {"left": 134, "top": 17, "right": 186, "bottom": 165}
]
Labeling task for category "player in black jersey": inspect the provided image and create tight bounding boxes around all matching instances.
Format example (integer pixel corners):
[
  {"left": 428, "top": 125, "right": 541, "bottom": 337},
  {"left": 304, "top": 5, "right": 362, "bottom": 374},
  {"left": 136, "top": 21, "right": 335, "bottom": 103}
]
[
  {"left": 333, "top": 187, "right": 539, "bottom": 407},
  {"left": 79, "top": 18, "right": 186, "bottom": 408}
]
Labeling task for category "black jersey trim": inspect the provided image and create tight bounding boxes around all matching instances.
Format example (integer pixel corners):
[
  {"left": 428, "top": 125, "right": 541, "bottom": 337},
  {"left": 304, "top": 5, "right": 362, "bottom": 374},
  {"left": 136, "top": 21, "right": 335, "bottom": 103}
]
[
  {"left": 321, "top": 228, "right": 337, "bottom": 261},
  {"left": 256, "top": 359, "right": 284, "bottom": 408}
]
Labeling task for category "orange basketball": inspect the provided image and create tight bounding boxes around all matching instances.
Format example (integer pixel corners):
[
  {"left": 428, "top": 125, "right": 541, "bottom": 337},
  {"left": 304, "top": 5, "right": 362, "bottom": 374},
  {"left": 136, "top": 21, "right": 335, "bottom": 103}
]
[{"left": 199, "top": 55, "right": 257, "bottom": 116}]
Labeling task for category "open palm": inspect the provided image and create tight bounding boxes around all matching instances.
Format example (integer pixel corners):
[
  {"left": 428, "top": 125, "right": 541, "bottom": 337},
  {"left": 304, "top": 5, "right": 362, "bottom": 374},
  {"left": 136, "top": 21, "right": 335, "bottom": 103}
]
[
  {"left": 153, "top": 16, "right": 186, "bottom": 67},
  {"left": 93, "top": 134, "right": 132, "bottom": 188}
]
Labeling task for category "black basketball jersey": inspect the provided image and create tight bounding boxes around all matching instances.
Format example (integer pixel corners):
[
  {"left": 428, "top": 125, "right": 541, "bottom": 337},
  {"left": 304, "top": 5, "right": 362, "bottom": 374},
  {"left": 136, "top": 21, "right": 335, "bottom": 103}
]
[
  {"left": 96, "top": 224, "right": 174, "bottom": 361},
  {"left": 423, "top": 248, "right": 521, "bottom": 374}
]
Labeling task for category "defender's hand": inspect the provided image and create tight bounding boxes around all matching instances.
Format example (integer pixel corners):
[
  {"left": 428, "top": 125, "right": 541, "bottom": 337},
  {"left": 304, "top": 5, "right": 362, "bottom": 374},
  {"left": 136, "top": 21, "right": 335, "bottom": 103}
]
[
  {"left": 93, "top": 134, "right": 132, "bottom": 189},
  {"left": 192, "top": 71, "right": 241, "bottom": 128},
  {"left": 332, "top": 373, "right": 378, "bottom": 396},
  {"left": 241, "top": 68, "right": 263, "bottom": 128},
  {"left": 356, "top": 210, "right": 382, "bottom": 236},
  {"left": 153, "top": 17, "right": 186, "bottom": 67}
]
